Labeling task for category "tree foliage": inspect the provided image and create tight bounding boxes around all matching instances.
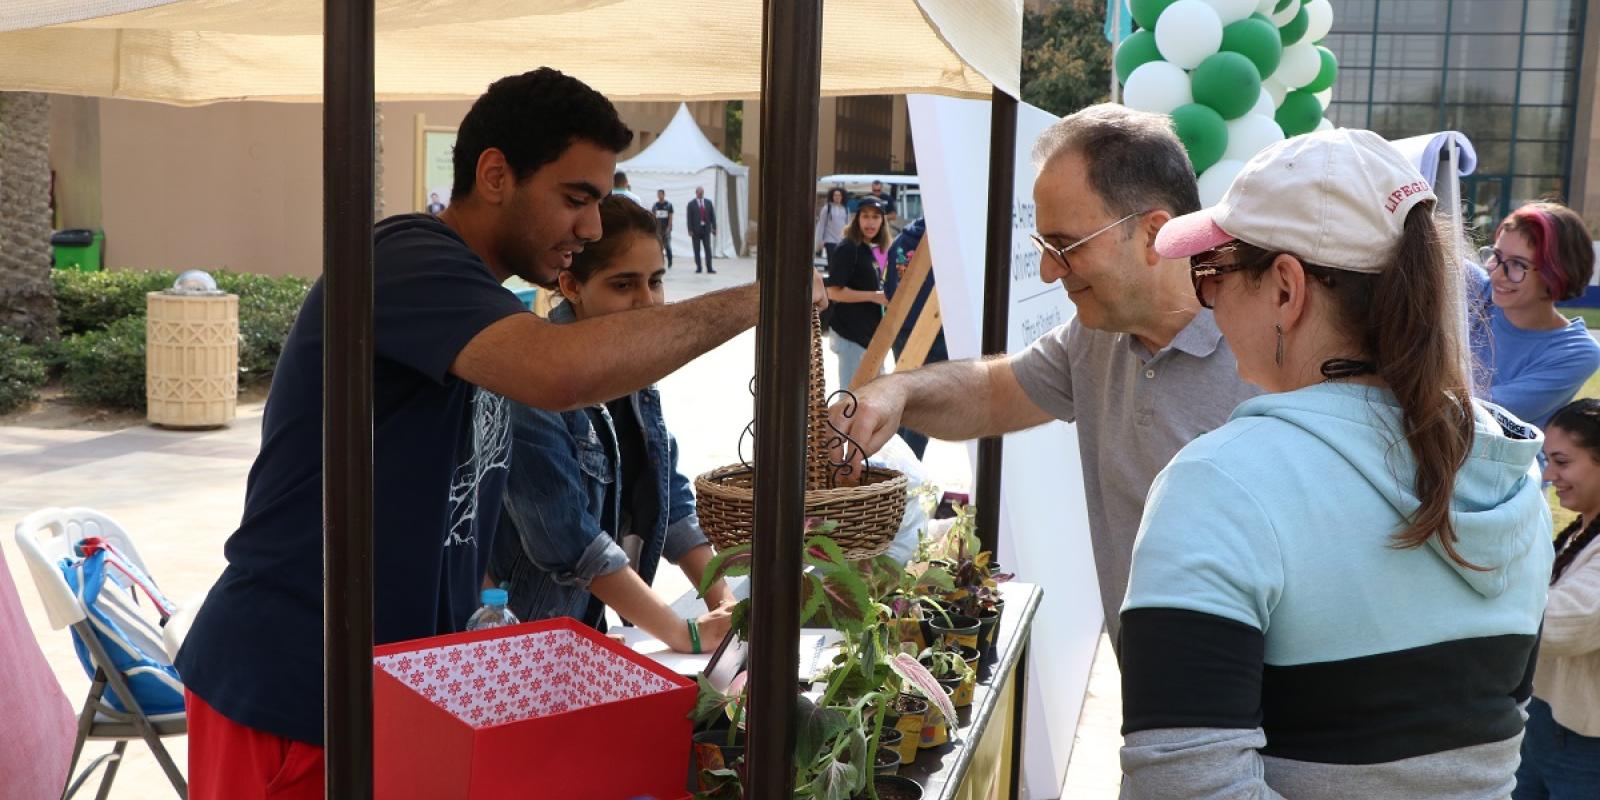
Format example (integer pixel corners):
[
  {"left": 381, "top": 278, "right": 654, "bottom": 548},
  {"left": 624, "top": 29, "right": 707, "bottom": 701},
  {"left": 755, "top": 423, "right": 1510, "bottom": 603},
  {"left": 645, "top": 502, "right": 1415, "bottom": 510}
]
[{"left": 1021, "top": 0, "right": 1114, "bottom": 118}]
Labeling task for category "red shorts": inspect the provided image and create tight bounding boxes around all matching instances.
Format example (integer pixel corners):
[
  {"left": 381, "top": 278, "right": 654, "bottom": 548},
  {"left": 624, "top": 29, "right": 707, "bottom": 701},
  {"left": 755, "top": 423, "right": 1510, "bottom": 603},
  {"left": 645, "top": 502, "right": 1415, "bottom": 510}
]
[{"left": 185, "top": 689, "right": 325, "bottom": 800}]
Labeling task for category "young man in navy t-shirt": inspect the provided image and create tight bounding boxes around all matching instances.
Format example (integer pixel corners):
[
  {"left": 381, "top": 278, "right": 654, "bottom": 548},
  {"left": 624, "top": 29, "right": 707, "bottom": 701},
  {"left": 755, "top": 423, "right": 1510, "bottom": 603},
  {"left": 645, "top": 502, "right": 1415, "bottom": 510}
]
[{"left": 174, "top": 68, "right": 820, "bottom": 798}]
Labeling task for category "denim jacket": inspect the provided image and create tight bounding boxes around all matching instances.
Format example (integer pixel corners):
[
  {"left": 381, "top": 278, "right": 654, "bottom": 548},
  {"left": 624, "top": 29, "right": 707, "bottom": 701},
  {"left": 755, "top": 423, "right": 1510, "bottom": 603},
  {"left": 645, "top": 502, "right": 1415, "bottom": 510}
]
[{"left": 488, "top": 302, "right": 709, "bottom": 626}]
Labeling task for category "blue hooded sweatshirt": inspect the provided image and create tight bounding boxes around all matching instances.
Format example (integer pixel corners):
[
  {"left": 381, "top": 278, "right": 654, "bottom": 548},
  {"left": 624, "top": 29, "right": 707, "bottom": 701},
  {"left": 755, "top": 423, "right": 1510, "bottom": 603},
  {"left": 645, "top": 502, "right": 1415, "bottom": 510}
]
[{"left": 1119, "top": 382, "right": 1552, "bottom": 800}]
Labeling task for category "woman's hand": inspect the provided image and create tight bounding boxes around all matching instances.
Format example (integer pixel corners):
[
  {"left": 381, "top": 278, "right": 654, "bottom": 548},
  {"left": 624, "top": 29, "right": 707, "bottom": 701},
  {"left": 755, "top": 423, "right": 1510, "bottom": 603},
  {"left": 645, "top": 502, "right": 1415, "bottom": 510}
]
[
  {"left": 670, "top": 603, "right": 735, "bottom": 654},
  {"left": 874, "top": 291, "right": 889, "bottom": 306}
]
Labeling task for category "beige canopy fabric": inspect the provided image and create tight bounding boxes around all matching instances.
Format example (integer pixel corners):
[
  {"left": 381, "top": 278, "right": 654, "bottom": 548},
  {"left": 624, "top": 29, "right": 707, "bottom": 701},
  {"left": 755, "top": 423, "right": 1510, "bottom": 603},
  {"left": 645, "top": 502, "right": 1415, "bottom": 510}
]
[{"left": 0, "top": 0, "right": 1020, "bottom": 104}]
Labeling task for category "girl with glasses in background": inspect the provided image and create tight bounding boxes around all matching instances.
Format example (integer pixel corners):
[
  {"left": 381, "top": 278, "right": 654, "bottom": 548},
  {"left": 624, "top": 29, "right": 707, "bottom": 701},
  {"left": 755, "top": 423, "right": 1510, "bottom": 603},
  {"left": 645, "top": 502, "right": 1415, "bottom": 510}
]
[{"left": 1471, "top": 202, "right": 1600, "bottom": 429}]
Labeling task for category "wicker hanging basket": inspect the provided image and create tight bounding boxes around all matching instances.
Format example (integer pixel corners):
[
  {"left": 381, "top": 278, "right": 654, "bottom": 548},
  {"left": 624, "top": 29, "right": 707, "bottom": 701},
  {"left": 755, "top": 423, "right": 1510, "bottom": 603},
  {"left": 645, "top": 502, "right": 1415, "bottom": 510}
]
[{"left": 695, "top": 311, "right": 907, "bottom": 559}]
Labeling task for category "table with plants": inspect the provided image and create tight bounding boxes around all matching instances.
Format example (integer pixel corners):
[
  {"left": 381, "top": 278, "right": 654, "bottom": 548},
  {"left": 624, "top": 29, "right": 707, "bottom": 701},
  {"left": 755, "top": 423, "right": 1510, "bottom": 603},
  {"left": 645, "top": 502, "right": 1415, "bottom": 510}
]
[{"left": 681, "top": 504, "right": 1042, "bottom": 800}]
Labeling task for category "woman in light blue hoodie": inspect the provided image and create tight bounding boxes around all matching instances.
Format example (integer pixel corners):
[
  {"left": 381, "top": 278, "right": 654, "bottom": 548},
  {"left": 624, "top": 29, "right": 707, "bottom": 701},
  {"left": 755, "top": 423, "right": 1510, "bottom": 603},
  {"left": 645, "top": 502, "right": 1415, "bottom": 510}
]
[{"left": 1120, "top": 130, "right": 1552, "bottom": 799}]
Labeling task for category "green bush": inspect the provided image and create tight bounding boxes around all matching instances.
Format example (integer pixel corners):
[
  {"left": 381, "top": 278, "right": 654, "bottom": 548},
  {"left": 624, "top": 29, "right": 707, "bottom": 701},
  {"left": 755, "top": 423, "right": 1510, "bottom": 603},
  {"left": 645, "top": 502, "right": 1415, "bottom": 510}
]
[
  {"left": 52, "top": 268, "right": 311, "bottom": 389},
  {"left": 59, "top": 315, "right": 148, "bottom": 410},
  {"left": 51, "top": 269, "right": 176, "bottom": 336},
  {"left": 0, "top": 334, "right": 46, "bottom": 414},
  {"left": 212, "top": 270, "right": 310, "bottom": 386}
]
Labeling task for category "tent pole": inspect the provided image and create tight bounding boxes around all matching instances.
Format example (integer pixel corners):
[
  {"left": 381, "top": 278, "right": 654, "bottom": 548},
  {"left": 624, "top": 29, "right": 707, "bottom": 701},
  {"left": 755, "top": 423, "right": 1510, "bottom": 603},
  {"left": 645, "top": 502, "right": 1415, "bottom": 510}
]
[
  {"left": 745, "top": 0, "right": 824, "bottom": 795},
  {"left": 323, "top": 0, "right": 376, "bottom": 797},
  {"left": 976, "top": 89, "right": 1018, "bottom": 556}
]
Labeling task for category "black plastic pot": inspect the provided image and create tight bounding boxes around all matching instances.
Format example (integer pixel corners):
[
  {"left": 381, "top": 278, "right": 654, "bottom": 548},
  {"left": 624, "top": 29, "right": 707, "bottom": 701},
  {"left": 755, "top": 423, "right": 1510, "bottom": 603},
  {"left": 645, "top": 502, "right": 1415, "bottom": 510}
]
[
  {"left": 928, "top": 613, "right": 980, "bottom": 649},
  {"left": 688, "top": 728, "right": 744, "bottom": 791},
  {"left": 857, "top": 774, "right": 924, "bottom": 800},
  {"left": 974, "top": 603, "right": 1002, "bottom": 655},
  {"left": 873, "top": 745, "right": 901, "bottom": 775}
]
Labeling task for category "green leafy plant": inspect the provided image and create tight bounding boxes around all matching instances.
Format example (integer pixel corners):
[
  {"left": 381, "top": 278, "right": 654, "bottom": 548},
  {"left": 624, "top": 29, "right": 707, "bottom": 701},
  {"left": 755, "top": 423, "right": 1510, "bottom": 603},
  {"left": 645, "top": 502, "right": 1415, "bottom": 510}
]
[
  {"left": 211, "top": 270, "right": 309, "bottom": 385},
  {"left": 51, "top": 268, "right": 310, "bottom": 391},
  {"left": 51, "top": 269, "right": 176, "bottom": 336},
  {"left": 691, "top": 521, "right": 950, "bottom": 800},
  {"left": 0, "top": 333, "right": 47, "bottom": 413},
  {"left": 58, "top": 316, "right": 147, "bottom": 410}
]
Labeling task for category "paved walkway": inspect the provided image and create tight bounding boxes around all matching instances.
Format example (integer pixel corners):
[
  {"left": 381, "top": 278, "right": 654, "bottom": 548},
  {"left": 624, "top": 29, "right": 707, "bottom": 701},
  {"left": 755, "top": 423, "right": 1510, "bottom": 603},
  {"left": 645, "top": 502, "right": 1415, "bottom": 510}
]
[{"left": 0, "top": 256, "right": 1122, "bottom": 798}]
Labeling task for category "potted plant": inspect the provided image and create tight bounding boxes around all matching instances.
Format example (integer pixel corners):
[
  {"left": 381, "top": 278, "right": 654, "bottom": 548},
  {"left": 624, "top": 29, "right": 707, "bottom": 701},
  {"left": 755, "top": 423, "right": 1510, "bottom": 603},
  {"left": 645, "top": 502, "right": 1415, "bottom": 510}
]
[
  {"left": 855, "top": 775, "right": 924, "bottom": 800},
  {"left": 690, "top": 524, "right": 956, "bottom": 800},
  {"left": 918, "top": 645, "right": 978, "bottom": 708}
]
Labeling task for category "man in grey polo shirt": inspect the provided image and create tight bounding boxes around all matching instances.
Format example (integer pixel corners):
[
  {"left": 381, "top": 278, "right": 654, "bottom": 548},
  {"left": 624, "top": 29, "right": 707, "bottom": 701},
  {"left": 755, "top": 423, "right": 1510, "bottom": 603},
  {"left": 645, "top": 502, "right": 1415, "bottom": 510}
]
[{"left": 830, "top": 104, "right": 1260, "bottom": 647}]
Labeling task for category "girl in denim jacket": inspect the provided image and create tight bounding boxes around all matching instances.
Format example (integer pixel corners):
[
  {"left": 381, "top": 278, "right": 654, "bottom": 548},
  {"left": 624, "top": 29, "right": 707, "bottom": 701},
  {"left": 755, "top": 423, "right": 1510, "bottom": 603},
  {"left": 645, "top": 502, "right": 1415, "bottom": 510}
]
[{"left": 489, "top": 196, "right": 734, "bottom": 654}]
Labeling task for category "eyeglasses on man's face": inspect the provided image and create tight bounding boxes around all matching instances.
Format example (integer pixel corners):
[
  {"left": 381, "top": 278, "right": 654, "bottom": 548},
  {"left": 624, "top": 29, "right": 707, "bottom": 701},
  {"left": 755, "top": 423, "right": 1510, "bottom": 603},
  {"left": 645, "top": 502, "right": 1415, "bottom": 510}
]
[
  {"left": 1478, "top": 246, "right": 1535, "bottom": 284},
  {"left": 1029, "top": 209, "right": 1150, "bottom": 273}
]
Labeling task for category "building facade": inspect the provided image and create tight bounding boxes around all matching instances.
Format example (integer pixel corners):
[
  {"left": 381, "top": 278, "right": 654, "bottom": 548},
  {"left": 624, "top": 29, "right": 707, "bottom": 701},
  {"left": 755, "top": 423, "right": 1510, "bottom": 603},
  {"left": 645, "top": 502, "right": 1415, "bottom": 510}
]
[
  {"left": 1323, "top": 0, "right": 1600, "bottom": 233},
  {"left": 48, "top": 98, "right": 728, "bottom": 278}
]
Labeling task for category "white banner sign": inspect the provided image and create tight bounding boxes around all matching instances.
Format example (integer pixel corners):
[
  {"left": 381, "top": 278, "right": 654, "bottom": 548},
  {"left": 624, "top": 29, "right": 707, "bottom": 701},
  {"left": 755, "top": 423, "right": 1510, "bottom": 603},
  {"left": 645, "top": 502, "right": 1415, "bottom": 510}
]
[{"left": 908, "top": 95, "right": 1105, "bottom": 799}]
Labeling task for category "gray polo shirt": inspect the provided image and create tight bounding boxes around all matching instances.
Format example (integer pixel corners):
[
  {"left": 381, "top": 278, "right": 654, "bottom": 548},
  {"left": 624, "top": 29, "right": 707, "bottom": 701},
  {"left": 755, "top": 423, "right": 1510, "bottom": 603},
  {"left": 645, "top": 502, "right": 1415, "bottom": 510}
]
[{"left": 1011, "top": 310, "right": 1260, "bottom": 646}]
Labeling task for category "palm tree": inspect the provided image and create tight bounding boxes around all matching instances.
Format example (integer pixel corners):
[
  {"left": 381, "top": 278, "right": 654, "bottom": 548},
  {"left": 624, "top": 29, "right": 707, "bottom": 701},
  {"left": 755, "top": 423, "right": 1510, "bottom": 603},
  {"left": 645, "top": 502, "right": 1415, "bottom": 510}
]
[{"left": 0, "top": 91, "right": 59, "bottom": 343}]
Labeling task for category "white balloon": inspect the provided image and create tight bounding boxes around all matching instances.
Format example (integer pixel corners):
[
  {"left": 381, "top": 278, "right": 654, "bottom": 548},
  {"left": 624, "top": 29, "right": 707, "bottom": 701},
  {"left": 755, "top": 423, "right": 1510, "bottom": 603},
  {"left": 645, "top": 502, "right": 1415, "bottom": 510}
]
[
  {"left": 1223, "top": 114, "right": 1286, "bottom": 162},
  {"left": 1255, "top": 0, "right": 1278, "bottom": 13},
  {"left": 1317, "top": 117, "right": 1335, "bottom": 131},
  {"left": 1271, "top": 0, "right": 1299, "bottom": 26},
  {"left": 1198, "top": 160, "right": 1249, "bottom": 207},
  {"left": 1251, "top": 87, "right": 1276, "bottom": 117},
  {"left": 1155, "top": 0, "right": 1224, "bottom": 69},
  {"left": 1277, "top": 41, "right": 1322, "bottom": 88},
  {"left": 1304, "top": 0, "right": 1334, "bottom": 42},
  {"left": 1202, "top": 0, "right": 1257, "bottom": 24},
  {"left": 1263, "top": 77, "right": 1288, "bottom": 108},
  {"left": 1122, "top": 61, "right": 1194, "bottom": 115},
  {"left": 1314, "top": 88, "right": 1333, "bottom": 109}
]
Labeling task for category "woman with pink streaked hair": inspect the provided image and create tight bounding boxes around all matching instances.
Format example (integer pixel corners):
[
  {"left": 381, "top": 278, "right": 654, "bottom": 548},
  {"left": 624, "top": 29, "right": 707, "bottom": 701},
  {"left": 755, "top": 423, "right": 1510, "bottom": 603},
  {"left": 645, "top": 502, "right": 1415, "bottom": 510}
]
[{"left": 1471, "top": 201, "right": 1600, "bottom": 429}]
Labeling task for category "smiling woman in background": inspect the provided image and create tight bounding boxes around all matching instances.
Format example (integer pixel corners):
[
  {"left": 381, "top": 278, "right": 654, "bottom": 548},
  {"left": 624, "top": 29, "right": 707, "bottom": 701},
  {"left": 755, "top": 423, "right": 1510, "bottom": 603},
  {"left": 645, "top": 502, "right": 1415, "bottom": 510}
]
[
  {"left": 1471, "top": 202, "right": 1600, "bottom": 430},
  {"left": 1516, "top": 397, "right": 1600, "bottom": 799}
]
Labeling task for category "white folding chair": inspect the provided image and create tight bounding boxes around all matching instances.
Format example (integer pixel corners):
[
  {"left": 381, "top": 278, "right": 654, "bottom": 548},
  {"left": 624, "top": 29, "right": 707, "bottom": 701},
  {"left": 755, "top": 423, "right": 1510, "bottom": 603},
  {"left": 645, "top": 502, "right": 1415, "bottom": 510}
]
[{"left": 14, "top": 507, "right": 188, "bottom": 799}]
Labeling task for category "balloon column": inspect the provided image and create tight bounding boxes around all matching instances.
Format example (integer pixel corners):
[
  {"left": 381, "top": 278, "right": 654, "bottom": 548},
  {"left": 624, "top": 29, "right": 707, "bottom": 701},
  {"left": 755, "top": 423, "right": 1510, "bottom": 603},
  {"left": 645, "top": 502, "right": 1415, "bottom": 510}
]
[{"left": 1116, "top": 0, "right": 1338, "bottom": 204}]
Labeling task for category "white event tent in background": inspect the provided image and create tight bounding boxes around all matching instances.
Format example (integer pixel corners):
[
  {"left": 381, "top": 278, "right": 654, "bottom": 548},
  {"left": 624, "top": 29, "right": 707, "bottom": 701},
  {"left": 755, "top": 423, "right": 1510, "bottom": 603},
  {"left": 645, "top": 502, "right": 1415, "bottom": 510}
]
[{"left": 618, "top": 104, "right": 749, "bottom": 259}]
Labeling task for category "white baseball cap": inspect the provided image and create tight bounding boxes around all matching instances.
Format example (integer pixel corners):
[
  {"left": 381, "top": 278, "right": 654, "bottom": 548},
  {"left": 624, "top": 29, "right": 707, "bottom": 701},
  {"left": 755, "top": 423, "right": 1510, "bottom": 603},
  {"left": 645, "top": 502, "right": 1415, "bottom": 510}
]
[{"left": 1155, "top": 128, "right": 1435, "bottom": 273}]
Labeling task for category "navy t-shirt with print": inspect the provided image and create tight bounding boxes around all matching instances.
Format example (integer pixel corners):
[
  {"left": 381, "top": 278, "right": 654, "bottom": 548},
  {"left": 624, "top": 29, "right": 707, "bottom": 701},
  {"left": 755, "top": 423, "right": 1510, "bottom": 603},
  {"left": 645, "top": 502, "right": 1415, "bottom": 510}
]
[{"left": 174, "top": 214, "right": 528, "bottom": 745}]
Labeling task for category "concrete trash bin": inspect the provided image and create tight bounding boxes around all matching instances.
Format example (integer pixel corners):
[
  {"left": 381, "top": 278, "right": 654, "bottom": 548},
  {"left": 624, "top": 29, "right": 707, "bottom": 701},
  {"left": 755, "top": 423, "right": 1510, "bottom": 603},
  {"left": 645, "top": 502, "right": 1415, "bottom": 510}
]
[{"left": 146, "top": 276, "right": 238, "bottom": 428}]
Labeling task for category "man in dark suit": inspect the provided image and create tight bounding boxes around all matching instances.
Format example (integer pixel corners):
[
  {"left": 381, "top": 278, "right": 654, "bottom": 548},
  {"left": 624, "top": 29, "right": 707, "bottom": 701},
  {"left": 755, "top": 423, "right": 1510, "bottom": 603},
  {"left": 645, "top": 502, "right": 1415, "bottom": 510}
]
[{"left": 687, "top": 186, "right": 717, "bottom": 274}]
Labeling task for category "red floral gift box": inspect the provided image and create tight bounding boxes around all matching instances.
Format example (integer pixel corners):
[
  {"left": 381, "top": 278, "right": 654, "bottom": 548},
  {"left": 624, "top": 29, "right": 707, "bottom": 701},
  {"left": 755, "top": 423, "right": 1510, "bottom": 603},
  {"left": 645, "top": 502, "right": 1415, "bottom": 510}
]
[{"left": 374, "top": 617, "right": 695, "bottom": 800}]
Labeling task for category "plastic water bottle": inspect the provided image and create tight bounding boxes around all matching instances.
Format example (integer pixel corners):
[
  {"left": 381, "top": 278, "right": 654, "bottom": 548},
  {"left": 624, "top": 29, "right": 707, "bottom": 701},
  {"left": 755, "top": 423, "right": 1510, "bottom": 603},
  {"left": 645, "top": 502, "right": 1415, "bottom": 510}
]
[{"left": 465, "top": 588, "right": 520, "bottom": 631}]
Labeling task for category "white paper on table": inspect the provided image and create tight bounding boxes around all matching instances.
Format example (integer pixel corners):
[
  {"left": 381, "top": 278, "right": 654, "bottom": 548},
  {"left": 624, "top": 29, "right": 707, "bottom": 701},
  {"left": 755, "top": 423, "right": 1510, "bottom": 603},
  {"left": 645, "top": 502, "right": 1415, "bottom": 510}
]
[
  {"left": 615, "top": 626, "right": 844, "bottom": 682},
  {"left": 615, "top": 626, "right": 715, "bottom": 675}
]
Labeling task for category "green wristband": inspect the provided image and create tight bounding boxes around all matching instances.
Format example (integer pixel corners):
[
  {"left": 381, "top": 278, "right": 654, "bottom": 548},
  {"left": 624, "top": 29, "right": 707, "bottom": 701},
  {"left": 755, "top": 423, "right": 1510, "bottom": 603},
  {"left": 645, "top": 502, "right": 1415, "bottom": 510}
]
[{"left": 687, "top": 618, "right": 702, "bottom": 654}]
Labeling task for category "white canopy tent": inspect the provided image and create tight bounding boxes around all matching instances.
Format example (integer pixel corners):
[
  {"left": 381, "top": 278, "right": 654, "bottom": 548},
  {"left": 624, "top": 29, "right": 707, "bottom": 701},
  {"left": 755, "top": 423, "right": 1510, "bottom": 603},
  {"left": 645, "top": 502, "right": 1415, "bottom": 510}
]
[{"left": 619, "top": 104, "right": 748, "bottom": 259}]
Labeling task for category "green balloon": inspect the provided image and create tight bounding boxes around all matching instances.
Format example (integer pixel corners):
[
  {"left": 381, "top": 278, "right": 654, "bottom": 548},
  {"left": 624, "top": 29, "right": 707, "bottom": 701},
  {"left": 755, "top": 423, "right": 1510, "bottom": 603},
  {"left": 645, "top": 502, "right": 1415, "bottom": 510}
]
[
  {"left": 1221, "top": 17, "right": 1283, "bottom": 79},
  {"left": 1274, "top": 0, "right": 1294, "bottom": 11},
  {"left": 1304, "top": 46, "right": 1338, "bottom": 92},
  {"left": 1280, "top": 6, "right": 1310, "bottom": 46},
  {"left": 1275, "top": 90, "right": 1323, "bottom": 136},
  {"left": 1171, "top": 104, "right": 1230, "bottom": 174},
  {"left": 1130, "top": 0, "right": 1177, "bottom": 31},
  {"left": 1115, "top": 30, "right": 1164, "bottom": 84},
  {"left": 1190, "top": 52, "right": 1263, "bottom": 120},
  {"left": 1250, "top": 12, "right": 1273, "bottom": 24}
]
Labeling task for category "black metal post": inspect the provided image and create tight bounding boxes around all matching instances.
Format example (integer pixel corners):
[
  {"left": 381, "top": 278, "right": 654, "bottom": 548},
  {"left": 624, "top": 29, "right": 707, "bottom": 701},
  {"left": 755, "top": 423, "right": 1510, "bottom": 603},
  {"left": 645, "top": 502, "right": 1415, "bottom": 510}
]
[
  {"left": 745, "top": 0, "right": 824, "bottom": 796},
  {"left": 323, "top": 1, "right": 376, "bottom": 796},
  {"left": 976, "top": 89, "right": 1018, "bottom": 555},
  {"left": 1007, "top": 636, "right": 1030, "bottom": 800}
]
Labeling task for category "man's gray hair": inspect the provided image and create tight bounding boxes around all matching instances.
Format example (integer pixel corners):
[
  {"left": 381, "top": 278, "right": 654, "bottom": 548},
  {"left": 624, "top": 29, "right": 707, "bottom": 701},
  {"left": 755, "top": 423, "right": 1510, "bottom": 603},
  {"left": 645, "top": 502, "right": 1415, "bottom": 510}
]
[{"left": 1031, "top": 103, "right": 1201, "bottom": 219}]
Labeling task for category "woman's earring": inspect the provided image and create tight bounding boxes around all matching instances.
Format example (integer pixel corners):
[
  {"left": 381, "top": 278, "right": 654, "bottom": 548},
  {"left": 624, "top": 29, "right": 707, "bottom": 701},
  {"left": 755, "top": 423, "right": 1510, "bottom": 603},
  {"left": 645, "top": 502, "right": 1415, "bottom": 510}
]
[{"left": 1274, "top": 324, "right": 1284, "bottom": 366}]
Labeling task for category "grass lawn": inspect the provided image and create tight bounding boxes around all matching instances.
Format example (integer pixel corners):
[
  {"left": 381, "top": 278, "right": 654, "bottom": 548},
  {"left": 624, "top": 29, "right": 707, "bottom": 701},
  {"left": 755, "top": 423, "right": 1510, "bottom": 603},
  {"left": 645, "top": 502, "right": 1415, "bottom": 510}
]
[{"left": 1567, "top": 307, "right": 1600, "bottom": 332}]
